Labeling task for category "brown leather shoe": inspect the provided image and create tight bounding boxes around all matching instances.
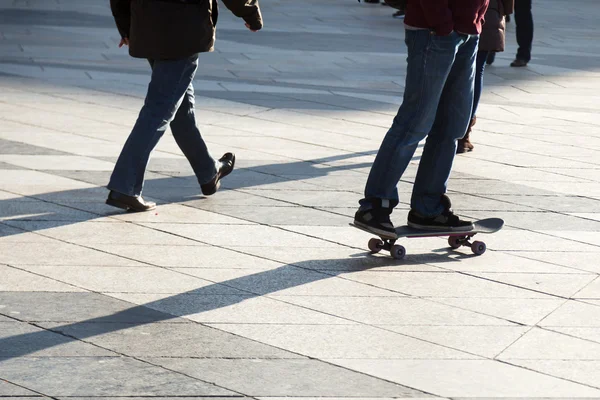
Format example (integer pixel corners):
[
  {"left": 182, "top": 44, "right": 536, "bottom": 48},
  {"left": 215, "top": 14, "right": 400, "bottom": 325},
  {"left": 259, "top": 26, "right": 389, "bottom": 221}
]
[
  {"left": 457, "top": 116, "right": 476, "bottom": 154},
  {"left": 201, "top": 152, "right": 236, "bottom": 196},
  {"left": 106, "top": 190, "right": 156, "bottom": 212},
  {"left": 510, "top": 59, "right": 528, "bottom": 67}
]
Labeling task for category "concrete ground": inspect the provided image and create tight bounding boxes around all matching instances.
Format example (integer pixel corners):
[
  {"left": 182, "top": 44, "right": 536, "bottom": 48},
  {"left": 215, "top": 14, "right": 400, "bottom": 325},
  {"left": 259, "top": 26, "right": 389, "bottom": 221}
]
[{"left": 1, "top": 0, "right": 600, "bottom": 398}]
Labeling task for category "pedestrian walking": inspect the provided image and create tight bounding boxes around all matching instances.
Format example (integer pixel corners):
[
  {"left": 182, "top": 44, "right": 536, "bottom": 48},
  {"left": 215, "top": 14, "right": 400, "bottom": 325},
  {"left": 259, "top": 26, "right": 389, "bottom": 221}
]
[
  {"left": 106, "top": 0, "right": 263, "bottom": 212},
  {"left": 458, "top": 0, "right": 514, "bottom": 153},
  {"left": 353, "top": 0, "right": 489, "bottom": 238},
  {"left": 511, "top": 0, "right": 533, "bottom": 67}
]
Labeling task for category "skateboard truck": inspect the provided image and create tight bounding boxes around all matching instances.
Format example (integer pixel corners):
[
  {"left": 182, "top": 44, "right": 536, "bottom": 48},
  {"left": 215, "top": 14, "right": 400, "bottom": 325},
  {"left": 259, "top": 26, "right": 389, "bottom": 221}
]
[
  {"left": 367, "top": 237, "right": 407, "bottom": 260},
  {"left": 368, "top": 233, "right": 486, "bottom": 260}
]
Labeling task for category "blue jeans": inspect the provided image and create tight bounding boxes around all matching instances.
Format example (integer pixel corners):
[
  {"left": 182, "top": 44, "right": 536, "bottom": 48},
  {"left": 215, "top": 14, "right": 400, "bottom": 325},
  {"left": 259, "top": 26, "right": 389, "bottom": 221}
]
[
  {"left": 472, "top": 50, "right": 489, "bottom": 118},
  {"left": 360, "top": 29, "right": 479, "bottom": 217},
  {"left": 108, "top": 54, "right": 217, "bottom": 197}
]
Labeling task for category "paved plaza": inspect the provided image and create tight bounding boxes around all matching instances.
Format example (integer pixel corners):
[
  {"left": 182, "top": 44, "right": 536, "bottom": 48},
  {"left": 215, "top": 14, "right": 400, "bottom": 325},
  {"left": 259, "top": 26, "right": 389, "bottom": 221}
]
[{"left": 1, "top": 0, "right": 600, "bottom": 398}]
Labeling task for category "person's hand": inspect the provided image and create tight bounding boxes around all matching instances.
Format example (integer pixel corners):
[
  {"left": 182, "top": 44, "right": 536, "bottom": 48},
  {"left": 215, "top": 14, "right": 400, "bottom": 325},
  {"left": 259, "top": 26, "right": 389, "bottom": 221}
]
[
  {"left": 119, "top": 37, "right": 130, "bottom": 48},
  {"left": 245, "top": 23, "right": 258, "bottom": 32}
]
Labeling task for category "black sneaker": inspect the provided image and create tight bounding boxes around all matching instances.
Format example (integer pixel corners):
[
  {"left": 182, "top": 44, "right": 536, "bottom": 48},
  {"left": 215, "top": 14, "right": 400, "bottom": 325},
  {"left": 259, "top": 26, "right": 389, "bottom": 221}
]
[
  {"left": 407, "top": 209, "right": 473, "bottom": 232},
  {"left": 354, "top": 208, "right": 397, "bottom": 239},
  {"left": 392, "top": 10, "right": 405, "bottom": 18}
]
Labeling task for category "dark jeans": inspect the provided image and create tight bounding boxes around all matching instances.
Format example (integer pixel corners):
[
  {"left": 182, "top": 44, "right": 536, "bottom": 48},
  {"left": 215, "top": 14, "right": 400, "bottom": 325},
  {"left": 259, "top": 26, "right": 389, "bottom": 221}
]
[
  {"left": 514, "top": 0, "right": 533, "bottom": 61},
  {"left": 108, "top": 54, "right": 217, "bottom": 197},
  {"left": 360, "top": 30, "right": 479, "bottom": 217},
  {"left": 471, "top": 50, "right": 489, "bottom": 119}
]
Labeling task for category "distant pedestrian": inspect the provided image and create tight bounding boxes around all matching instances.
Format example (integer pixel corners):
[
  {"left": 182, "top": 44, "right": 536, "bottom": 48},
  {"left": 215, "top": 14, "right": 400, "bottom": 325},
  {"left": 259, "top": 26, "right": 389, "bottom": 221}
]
[
  {"left": 511, "top": 0, "right": 533, "bottom": 67},
  {"left": 359, "top": 0, "right": 405, "bottom": 19},
  {"left": 106, "top": 0, "right": 262, "bottom": 212},
  {"left": 354, "top": 0, "right": 489, "bottom": 237},
  {"left": 458, "top": 0, "right": 514, "bottom": 153},
  {"left": 384, "top": 0, "right": 406, "bottom": 19}
]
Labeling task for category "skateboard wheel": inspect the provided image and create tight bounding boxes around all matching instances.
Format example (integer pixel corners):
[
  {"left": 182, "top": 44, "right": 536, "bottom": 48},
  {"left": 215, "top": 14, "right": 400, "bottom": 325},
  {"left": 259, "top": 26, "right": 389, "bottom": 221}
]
[
  {"left": 448, "top": 236, "right": 462, "bottom": 249},
  {"left": 471, "top": 241, "right": 486, "bottom": 255},
  {"left": 390, "top": 244, "right": 406, "bottom": 260},
  {"left": 368, "top": 238, "right": 383, "bottom": 253}
]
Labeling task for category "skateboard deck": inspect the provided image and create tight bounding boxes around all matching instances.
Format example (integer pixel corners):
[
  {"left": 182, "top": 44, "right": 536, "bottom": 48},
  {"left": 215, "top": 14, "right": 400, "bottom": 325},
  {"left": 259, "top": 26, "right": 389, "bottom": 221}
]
[{"left": 350, "top": 218, "right": 504, "bottom": 259}]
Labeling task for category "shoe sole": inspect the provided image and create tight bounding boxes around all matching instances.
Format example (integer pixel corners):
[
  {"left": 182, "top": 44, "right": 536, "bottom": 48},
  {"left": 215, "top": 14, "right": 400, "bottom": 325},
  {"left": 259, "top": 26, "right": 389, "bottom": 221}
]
[
  {"left": 106, "top": 198, "right": 156, "bottom": 212},
  {"left": 353, "top": 220, "right": 397, "bottom": 240},
  {"left": 407, "top": 221, "right": 474, "bottom": 232}
]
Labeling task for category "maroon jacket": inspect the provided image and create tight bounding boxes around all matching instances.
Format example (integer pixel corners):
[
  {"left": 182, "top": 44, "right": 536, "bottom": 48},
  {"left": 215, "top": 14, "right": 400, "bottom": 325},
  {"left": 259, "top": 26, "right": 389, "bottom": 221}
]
[{"left": 404, "top": 0, "right": 489, "bottom": 36}]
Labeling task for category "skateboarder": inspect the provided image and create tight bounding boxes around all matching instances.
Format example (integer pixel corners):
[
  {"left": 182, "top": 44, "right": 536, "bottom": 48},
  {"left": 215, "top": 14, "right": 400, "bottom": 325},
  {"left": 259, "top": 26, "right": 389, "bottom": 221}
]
[
  {"left": 106, "top": 0, "right": 262, "bottom": 212},
  {"left": 353, "top": 0, "right": 489, "bottom": 238}
]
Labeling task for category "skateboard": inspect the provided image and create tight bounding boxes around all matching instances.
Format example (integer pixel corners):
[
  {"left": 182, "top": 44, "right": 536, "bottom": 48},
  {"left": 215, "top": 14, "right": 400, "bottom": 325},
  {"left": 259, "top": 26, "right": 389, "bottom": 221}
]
[{"left": 350, "top": 218, "right": 504, "bottom": 260}]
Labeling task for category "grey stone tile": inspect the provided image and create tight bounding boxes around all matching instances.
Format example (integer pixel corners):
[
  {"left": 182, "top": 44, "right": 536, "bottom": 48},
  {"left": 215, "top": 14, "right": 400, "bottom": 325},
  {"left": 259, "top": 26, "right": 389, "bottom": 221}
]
[
  {"left": 144, "top": 223, "right": 339, "bottom": 248},
  {"left": 209, "top": 323, "right": 471, "bottom": 360},
  {"left": 0, "top": 161, "right": 24, "bottom": 169},
  {"left": 90, "top": 243, "right": 284, "bottom": 269},
  {"left": 111, "top": 292, "right": 349, "bottom": 325},
  {"left": 0, "top": 292, "right": 181, "bottom": 323},
  {"left": 0, "top": 322, "right": 114, "bottom": 357},
  {"left": 175, "top": 266, "right": 401, "bottom": 297},
  {"left": 0, "top": 155, "right": 114, "bottom": 171},
  {"left": 17, "top": 264, "right": 244, "bottom": 295},
  {"left": 3, "top": 220, "right": 199, "bottom": 246},
  {"left": 0, "top": 200, "right": 100, "bottom": 222},
  {"left": 499, "top": 327, "right": 600, "bottom": 360},
  {"left": 504, "top": 360, "right": 600, "bottom": 391},
  {"left": 151, "top": 358, "right": 426, "bottom": 397},
  {"left": 435, "top": 297, "right": 567, "bottom": 326},
  {"left": 31, "top": 186, "right": 111, "bottom": 203},
  {"left": 273, "top": 295, "right": 510, "bottom": 326},
  {"left": 0, "top": 138, "right": 69, "bottom": 155},
  {"left": 0, "top": 357, "right": 234, "bottom": 397},
  {"left": 0, "top": 397, "right": 41, "bottom": 399},
  {"left": 463, "top": 210, "right": 600, "bottom": 231},
  {"left": 328, "top": 359, "right": 600, "bottom": 397},
  {"left": 57, "top": 398, "right": 247, "bottom": 400},
  {"left": 40, "top": 321, "right": 300, "bottom": 359},
  {"left": 0, "top": 264, "right": 83, "bottom": 292},
  {"left": 195, "top": 205, "right": 350, "bottom": 226},
  {"left": 0, "top": 222, "right": 26, "bottom": 237},
  {"left": 0, "top": 379, "right": 40, "bottom": 396},
  {"left": 492, "top": 194, "right": 600, "bottom": 212},
  {"left": 0, "top": 241, "right": 146, "bottom": 266}
]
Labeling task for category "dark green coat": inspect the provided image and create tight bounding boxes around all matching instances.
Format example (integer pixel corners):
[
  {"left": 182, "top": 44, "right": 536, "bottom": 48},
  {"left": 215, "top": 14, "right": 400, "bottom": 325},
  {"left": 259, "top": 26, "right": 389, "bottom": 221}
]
[{"left": 110, "top": 0, "right": 262, "bottom": 60}]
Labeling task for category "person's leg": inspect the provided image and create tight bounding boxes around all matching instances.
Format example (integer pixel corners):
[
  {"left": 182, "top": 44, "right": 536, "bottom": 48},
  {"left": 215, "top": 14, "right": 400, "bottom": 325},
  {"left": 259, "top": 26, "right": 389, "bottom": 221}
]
[
  {"left": 514, "top": 0, "right": 533, "bottom": 63},
  {"left": 458, "top": 49, "right": 487, "bottom": 154},
  {"left": 409, "top": 33, "right": 479, "bottom": 223},
  {"left": 108, "top": 54, "right": 200, "bottom": 197},
  {"left": 355, "top": 30, "right": 463, "bottom": 237},
  {"left": 169, "top": 83, "right": 218, "bottom": 185},
  {"left": 471, "top": 50, "right": 488, "bottom": 118}
]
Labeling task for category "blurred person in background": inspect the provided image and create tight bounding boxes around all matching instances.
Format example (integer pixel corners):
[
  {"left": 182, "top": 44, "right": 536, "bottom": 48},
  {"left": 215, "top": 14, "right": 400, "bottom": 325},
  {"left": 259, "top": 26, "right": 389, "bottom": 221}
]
[
  {"left": 511, "top": 0, "right": 533, "bottom": 67},
  {"left": 458, "top": 0, "right": 514, "bottom": 153}
]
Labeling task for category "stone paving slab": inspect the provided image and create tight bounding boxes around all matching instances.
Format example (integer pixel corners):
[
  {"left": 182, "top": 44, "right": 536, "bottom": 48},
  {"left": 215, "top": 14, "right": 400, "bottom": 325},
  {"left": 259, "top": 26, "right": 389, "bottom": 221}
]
[
  {"left": 0, "top": 357, "right": 235, "bottom": 397},
  {"left": 39, "top": 321, "right": 300, "bottom": 359},
  {"left": 150, "top": 357, "right": 425, "bottom": 398}
]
